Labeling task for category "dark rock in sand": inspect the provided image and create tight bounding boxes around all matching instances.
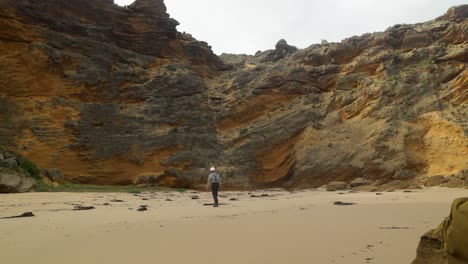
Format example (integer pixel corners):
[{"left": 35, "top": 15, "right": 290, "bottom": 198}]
[
  {"left": 110, "top": 199, "right": 125, "bottom": 203},
  {"left": 165, "top": 199, "right": 173, "bottom": 201},
  {"left": 1, "top": 212, "right": 35, "bottom": 219},
  {"left": 191, "top": 196, "right": 200, "bottom": 200},
  {"left": 73, "top": 206, "right": 95, "bottom": 211},
  {"left": 250, "top": 194, "right": 269, "bottom": 198},
  {"left": 229, "top": 198, "right": 238, "bottom": 201},
  {"left": 333, "top": 201, "right": 357, "bottom": 206},
  {"left": 137, "top": 205, "right": 148, "bottom": 211}
]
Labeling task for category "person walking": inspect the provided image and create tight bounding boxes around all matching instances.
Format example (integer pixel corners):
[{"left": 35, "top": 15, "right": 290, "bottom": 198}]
[{"left": 207, "top": 167, "right": 221, "bottom": 207}]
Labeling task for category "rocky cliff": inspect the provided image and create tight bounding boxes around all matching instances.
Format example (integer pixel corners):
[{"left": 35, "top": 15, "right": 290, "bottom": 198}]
[{"left": 0, "top": 0, "right": 466, "bottom": 189}]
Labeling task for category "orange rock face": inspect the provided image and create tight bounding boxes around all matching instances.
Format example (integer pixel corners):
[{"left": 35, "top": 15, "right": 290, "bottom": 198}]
[{"left": 0, "top": 0, "right": 466, "bottom": 189}]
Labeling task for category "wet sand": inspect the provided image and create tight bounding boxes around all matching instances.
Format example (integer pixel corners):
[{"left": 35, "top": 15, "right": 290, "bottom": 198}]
[{"left": 1, "top": 187, "right": 467, "bottom": 264}]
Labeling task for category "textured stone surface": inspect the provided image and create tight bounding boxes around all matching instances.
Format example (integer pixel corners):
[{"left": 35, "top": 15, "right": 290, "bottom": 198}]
[
  {"left": 412, "top": 198, "right": 468, "bottom": 264},
  {"left": 326, "top": 182, "right": 348, "bottom": 191},
  {"left": 17, "top": 177, "right": 36, "bottom": 193},
  {"left": 0, "top": 173, "right": 22, "bottom": 193},
  {"left": 412, "top": 226, "right": 447, "bottom": 264},
  {"left": 349, "top": 178, "right": 370, "bottom": 188},
  {"left": 444, "top": 198, "right": 468, "bottom": 264},
  {"left": 0, "top": 173, "right": 36, "bottom": 193},
  {"left": 426, "top": 176, "right": 449, "bottom": 187},
  {"left": 0, "top": 1, "right": 467, "bottom": 188},
  {"left": 46, "top": 169, "right": 65, "bottom": 183}
]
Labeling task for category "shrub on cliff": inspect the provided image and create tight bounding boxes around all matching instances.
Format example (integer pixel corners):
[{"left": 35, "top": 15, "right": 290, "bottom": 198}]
[
  {"left": 18, "top": 158, "right": 41, "bottom": 180},
  {"left": 0, "top": 147, "right": 41, "bottom": 180}
]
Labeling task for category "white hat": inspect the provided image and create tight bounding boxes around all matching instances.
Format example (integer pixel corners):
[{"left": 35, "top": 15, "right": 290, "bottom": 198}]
[{"left": 210, "top": 167, "right": 216, "bottom": 172}]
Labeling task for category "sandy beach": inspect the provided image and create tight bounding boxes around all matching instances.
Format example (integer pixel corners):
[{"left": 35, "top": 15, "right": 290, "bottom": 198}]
[{"left": 1, "top": 187, "right": 467, "bottom": 264}]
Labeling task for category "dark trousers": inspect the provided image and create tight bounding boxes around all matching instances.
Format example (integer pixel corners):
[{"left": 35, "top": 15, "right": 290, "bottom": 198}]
[{"left": 211, "top": 183, "right": 219, "bottom": 205}]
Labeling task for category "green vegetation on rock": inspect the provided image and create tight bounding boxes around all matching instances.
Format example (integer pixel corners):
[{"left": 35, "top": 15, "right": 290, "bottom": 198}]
[
  {"left": 18, "top": 158, "right": 41, "bottom": 180},
  {"left": 0, "top": 147, "right": 40, "bottom": 180},
  {"left": 240, "top": 128, "right": 249, "bottom": 136}
]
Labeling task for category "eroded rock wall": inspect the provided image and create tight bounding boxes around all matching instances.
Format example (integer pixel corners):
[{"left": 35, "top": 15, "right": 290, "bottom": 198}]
[{"left": 0, "top": 0, "right": 466, "bottom": 188}]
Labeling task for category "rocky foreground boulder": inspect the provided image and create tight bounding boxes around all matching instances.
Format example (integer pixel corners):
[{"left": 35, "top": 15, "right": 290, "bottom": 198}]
[
  {"left": 326, "top": 181, "right": 348, "bottom": 191},
  {"left": 412, "top": 198, "right": 468, "bottom": 264},
  {"left": 0, "top": 173, "right": 36, "bottom": 193},
  {"left": 0, "top": 148, "right": 38, "bottom": 193},
  {"left": 0, "top": 0, "right": 466, "bottom": 189}
]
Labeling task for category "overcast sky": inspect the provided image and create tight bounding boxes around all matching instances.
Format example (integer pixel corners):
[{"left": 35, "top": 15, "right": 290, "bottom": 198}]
[{"left": 114, "top": 0, "right": 466, "bottom": 55}]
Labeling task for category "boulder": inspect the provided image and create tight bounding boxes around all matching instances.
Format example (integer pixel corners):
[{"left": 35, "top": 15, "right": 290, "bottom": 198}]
[
  {"left": 445, "top": 177, "right": 464, "bottom": 188},
  {"left": 333, "top": 201, "right": 357, "bottom": 206},
  {"left": 260, "top": 39, "right": 298, "bottom": 62},
  {"left": 440, "top": 5, "right": 468, "bottom": 22},
  {"left": 74, "top": 206, "right": 95, "bottom": 211},
  {"left": 18, "top": 178, "right": 36, "bottom": 193},
  {"left": 46, "top": 169, "right": 65, "bottom": 183},
  {"left": 444, "top": 198, "right": 468, "bottom": 263},
  {"left": 349, "top": 178, "right": 370, "bottom": 188},
  {"left": 0, "top": 173, "right": 22, "bottom": 193},
  {"left": 412, "top": 224, "right": 446, "bottom": 264},
  {"left": 412, "top": 198, "right": 468, "bottom": 264},
  {"left": 425, "top": 176, "right": 448, "bottom": 187},
  {"left": 1, "top": 212, "right": 35, "bottom": 219},
  {"left": 377, "top": 180, "right": 411, "bottom": 191},
  {"left": 326, "top": 182, "right": 348, "bottom": 191},
  {"left": 0, "top": 173, "right": 37, "bottom": 193}
]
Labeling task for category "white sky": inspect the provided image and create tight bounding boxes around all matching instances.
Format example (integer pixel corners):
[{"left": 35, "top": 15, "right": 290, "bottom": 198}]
[{"left": 115, "top": 0, "right": 467, "bottom": 55}]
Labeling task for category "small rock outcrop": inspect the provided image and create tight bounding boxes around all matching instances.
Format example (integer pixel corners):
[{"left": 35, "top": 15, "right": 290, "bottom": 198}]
[
  {"left": 259, "top": 39, "right": 298, "bottom": 62},
  {"left": 0, "top": 173, "right": 36, "bottom": 193},
  {"left": 349, "top": 178, "right": 370, "bottom": 188},
  {"left": 0, "top": 148, "right": 37, "bottom": 193},
  {"left": 46, "top": 169, "right": 65, "bottom": 183},
  {"left": 326, "top": 182, "right": 348, "bottom": 191},
  {"left": 425, "top": 176, "right": 449, "bottom": 187}
]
